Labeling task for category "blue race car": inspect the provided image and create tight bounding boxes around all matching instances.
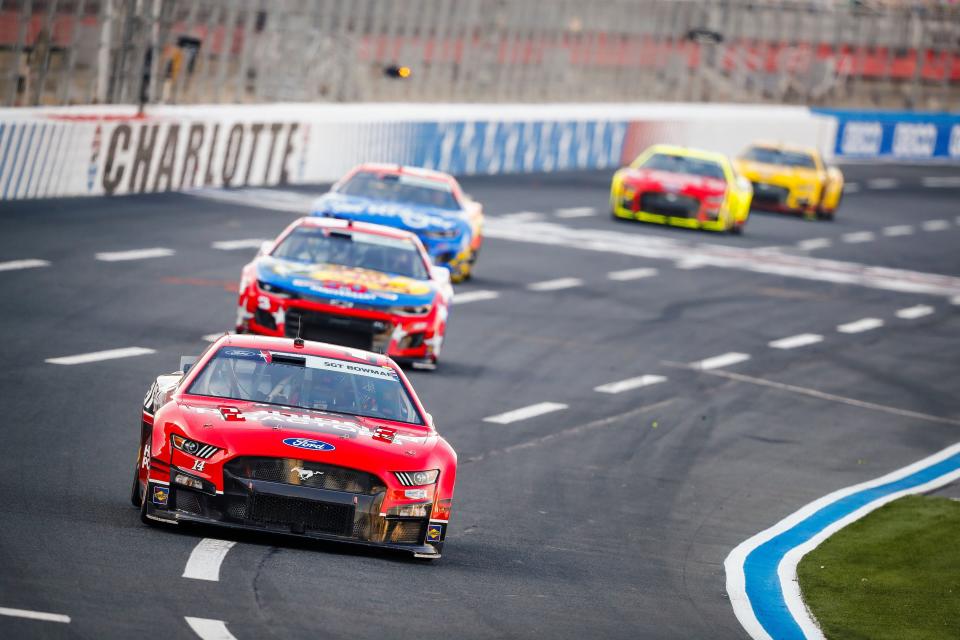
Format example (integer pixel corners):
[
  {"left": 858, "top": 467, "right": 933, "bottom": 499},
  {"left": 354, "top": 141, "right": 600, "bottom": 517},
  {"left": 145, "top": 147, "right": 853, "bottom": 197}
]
[{"left": 311, "top": 163, "right": 484, "bottom": 282}]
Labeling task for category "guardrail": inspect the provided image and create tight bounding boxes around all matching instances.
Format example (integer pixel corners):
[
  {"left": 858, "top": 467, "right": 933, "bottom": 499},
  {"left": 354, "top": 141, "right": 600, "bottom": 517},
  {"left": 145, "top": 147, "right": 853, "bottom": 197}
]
[{"left": 0, "top": 103, "right": 956, "bottom": 201}]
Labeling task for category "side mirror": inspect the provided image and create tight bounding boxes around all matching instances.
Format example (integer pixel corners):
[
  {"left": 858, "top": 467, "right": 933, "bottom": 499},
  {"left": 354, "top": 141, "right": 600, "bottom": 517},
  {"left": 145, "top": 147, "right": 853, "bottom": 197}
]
[
  {"left": 179, "top": 355, "right": 198, "bottom": 374},
  {"left": 257, "top": 241, "right": 272, "bottom": 257}
]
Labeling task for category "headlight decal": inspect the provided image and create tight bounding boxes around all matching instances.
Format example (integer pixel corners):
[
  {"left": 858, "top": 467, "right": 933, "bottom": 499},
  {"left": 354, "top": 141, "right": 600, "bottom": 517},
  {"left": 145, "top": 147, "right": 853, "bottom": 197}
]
[
  {"left": 171, "top": 434, "right": 220, "bottom": 460},
  {"left": 393, "top": 469, "right": 439, "bottom": 486}
]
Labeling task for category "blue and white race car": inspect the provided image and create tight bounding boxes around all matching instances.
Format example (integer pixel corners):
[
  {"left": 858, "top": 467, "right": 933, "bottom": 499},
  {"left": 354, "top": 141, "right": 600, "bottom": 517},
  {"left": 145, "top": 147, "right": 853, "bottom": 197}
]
[{"left": 311, "top": 163, "right": 484, "bottom": 282}]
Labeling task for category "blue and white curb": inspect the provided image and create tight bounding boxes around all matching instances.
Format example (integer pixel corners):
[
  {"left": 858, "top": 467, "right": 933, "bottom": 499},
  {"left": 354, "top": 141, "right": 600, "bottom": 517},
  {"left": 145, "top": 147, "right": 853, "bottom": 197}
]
[{"left": 725, "top": 441, "right": 960, "bottom": 640}]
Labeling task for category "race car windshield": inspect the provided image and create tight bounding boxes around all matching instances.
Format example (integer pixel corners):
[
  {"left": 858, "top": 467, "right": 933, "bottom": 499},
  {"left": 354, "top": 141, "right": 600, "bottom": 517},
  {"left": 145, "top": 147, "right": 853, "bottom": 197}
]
[
  {"left": 338, "top": 171, "right": 461, "bottom": 211},
  {"left": 188, "top": 347, "right": 425, "bottom": 425},
  {"left": 640, "top": 153, "right": 726, "bottom": 180},
  {"left": 743, "top": 147, "right": 817, "bottom": 168},
  {"left": 271, "top": 226, "right": 429, "bottom": 280}
]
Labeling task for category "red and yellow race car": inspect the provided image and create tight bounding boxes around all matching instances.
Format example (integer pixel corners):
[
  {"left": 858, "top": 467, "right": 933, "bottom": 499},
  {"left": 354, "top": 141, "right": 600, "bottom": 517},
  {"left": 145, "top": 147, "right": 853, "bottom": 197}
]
[
  {"left": 611, "top": 144, "right": 752, "bottom": 233},
  {"left": 735, "top": 142, "right": 844, "bottom": 220},
  {"left": 236, "top": 217, "right": 452, "bottom": 369},
  {"left": 133, "top": 334, "right": 457, "bottom": 559}
]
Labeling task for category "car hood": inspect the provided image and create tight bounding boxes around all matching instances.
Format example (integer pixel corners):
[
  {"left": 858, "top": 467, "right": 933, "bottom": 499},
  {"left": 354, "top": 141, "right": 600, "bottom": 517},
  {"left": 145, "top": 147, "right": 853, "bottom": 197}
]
[
  {"left": 256, "top": 256, "right": 436, "bottom": 307},
  {"left": 623, "top": 168, "right": 727, "bottom": 195},
  {"left": 310, "top": 193, "right": 469, "bottom": 235},
  {"left": 736, "top": 159, "right": 819, "bottom": 181},
  {"left": 176, "top": 398, "right": 439, "bottom": 468}
]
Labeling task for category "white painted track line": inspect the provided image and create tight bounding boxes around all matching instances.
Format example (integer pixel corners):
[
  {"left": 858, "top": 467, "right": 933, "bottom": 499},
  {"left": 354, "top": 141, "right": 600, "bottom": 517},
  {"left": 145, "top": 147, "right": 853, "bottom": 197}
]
[
  {"left": 202, "top": 332, "right": 231, "bottom": 342},
  {"left": 867, "top": 178, "right": 898, "bottom": 189},
  {"left": 768, "top": 333, "right": 823, "bottom": 350},
  {"left": 555, "top": 206, "right": 595, "bottom": 218},
  {"left": 882, "top": 224, "right": 913, "bottom": 237},
  {"left": 896, "top": 304, "right": 934, "bottom": 319},
  {"left": 0, "top": 607, "right": 70, "bottom": 624},
  {"left": 952, "top": 295, "right": 960, "bottom": 306},
  {"left": 837, "top": 317, "right": 884, "bottom": 333},
  {"left": 95, "top": 247, "right": 175, "bottom": 262},
  {"left": 594, "top": 375, "right": 667, "bottom": 394},
  {"left": 527, "top": 277, "right": 583, "bottom": 292},
  {"left": 211, "top": 238, "right": 267, "bottom": 250},
  {"left": 842, "top": 231, "right": 875, "bottom": 244},
  {"left": 183, "top": 538, "right": 237, "bottom": 581},
  {"left": 922, "top": 176, "right": 960, "bottom": 188},
  {"left": 607, "top": 267, "right": 658, "bottom": 281},
  {"left": 0, "top": 258, "right": 50, "bottom": 272},
  {"left": 452, "top": 290, "right": 500, "bottom": 305},
  {"left": 185, "top": 617, "right": 237, "bottom": 640},
  {"left": 499, "top": 211, "right": 543, "bottom": 222},
  {"left": 843, "top": 183, "right": 860, "bottom": 193},
  {"left": 690, "top": 352, "right": 750, "bottom": 371},
  {"left": 483, "top": 402, "right": 567, "bottom": 424},
  {"left": 46, "top": 346, "right": 156, "bottom": 365},
  {"left": 796, "top": 238, "right": 831, "bottom": 251},
  {"left": 921, "top": 219, "right": 950, "bottom": 232},
  {"left": 675, "top": 258, "right": 708, "bottom": 270}
]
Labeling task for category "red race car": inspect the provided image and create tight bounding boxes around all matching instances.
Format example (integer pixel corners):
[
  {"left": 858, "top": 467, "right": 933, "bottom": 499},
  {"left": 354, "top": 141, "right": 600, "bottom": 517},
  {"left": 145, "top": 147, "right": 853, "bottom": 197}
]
[
  {"left": 132, "top": 334, "right": 457, "bottom": 559},
  {"left": 236, "top": 217, "right": 452, "bottom": 369}
]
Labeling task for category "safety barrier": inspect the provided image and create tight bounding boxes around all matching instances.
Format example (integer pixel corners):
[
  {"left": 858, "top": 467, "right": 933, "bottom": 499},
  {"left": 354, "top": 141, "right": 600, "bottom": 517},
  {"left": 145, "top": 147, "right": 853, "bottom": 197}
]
[{"left": 0, "top": 103, "right": 955, "bottom": 201}]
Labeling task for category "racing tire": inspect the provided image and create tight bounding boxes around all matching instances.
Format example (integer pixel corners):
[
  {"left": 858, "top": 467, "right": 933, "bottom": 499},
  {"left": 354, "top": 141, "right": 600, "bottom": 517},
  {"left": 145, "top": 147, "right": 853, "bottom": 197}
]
[
  {"left": 139, "top": 481, "right": 154, "bottom": 525},
  {"left": 130, "top": 462, "right": 143, "bottom": 507},
  {"left": 729, "top": 223, "right": 743, "bottom": 235}
]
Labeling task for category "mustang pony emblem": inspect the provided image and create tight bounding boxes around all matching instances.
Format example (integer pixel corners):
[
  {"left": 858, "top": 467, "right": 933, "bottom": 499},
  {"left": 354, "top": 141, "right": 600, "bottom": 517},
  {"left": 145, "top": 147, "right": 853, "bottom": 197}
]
[{"left": 291, "top": 466, "right": 325, "bottom": 481}]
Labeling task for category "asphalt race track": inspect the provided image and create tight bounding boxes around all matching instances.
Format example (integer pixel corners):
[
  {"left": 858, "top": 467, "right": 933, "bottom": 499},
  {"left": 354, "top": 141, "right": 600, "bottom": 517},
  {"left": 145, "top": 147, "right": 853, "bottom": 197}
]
[{"left": 1, "top": 164, "right": 959, "bottom": 639}]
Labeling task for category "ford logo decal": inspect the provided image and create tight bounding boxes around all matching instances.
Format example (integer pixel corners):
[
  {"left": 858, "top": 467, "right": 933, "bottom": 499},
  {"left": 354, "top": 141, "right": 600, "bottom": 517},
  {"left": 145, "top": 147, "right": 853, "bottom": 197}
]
[{"left": 282, "top": 437, "right": 336, "bottom": 452}]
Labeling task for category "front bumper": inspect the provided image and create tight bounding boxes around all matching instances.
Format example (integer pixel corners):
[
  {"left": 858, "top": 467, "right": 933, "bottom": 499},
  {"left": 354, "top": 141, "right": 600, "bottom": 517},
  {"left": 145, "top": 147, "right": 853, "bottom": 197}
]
[
  {"left": 612, "top": 190, "right": 728, "bottom": 232},
  {"left": 238, "top": 296, "right": 439, "bottom": 363},
  {"left": 748, "top": 180, "right": 816, "bottom": 213},
  {"left": 144, "top": 465, "right": 446, "bottom": 557}
]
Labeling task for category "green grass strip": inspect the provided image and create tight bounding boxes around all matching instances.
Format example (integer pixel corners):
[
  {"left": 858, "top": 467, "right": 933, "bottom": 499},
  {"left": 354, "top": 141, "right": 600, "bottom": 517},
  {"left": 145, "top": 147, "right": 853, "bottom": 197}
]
[{"left": 798, "top": 494, "right": 960, "bottom": 640}]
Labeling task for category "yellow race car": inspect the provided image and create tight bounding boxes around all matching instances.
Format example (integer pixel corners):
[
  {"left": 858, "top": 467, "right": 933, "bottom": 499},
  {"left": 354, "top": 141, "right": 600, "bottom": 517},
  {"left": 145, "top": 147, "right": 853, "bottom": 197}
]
[
  {"left": 735, "top": 142, "right": 844, "bottom": 220},
  {"left": 611, "top": 144, "right": 753, "bottom": 234}
]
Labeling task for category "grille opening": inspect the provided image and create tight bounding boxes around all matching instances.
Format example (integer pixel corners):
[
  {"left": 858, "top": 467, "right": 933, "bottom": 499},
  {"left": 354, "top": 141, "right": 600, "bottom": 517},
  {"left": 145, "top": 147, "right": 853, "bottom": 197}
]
[
  {"left": 176, "top": 490, "right": 203, "bottom": 515},
  {"left": 639, "top": 192, "right": 701, "bottom": 218},
  {"left": 255, "top": 308, "right": 277, "bottom": 330},
  {"left": 226, "top": 457, "right": 386, "bottom": 495},
  {"left": 249, "top": 494, "right": 354, "bottom": 536}
]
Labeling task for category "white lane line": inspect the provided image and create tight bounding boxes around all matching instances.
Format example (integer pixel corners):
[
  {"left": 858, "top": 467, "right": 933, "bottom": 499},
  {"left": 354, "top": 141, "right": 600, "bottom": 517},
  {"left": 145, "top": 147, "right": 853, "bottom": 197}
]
[
  {"left": 0, "top": 258, "right": 51, "bottom": 272},
  {"left": 0, "top": 607, "right": 70, "bottom": 624},
  {"left": 594, "top": 374, "right": 667, "bottom": 394},
  {"left": 607, "top": 267, "right": 658, "bottom": 281},
  {"left": 95, "top": 247, "right": 175, "bottom": 262},
  {"left": 690, "top": 352, "right": 751, "bottom": 371},
  {"left": 795, "top": 238, "right": 831, "bottom": 251},
  {"left": 922, "top": 176, "right": 960, "bottom": 188},
  {"left": 555, "top": 206, "right": 596, "bottom": 218},
  {"left": 675, "top": 258, "right": 708, "bottom": 270},
  {"left": 867, "top": 178, "right": 899, "bottom": 189},
  {"left": 752, "top": 246, "right": 785, "bottom": 255},
  {"left": 922, "top": 219, "right": 950, "bottom": 232},
  {"left": 183, "top": 538, "right": 237, "bottom": 581},
  {"left": 882, "top": 224, "right": 913, "bottom": 237},
  {"left": 843, "top": 182, "right": 860, "bottom": 193},
  {"left": 952, "top": 295, "right": 960, "bottom": 305},
  {"left": 452, "top": 289, "right": 500, "bottom": 305},
  {"left": 45, "top": 346, "right": 156, "bottom": 365},
  {"left": 499, "top": 211, "right": 543, "bottom": 222},
  {"left": 842, "top": 231, "right": 875, "bottom": 244},
  {"left": 185, "top": 617, "right": 237, "bottom": 640},
  {"left": 896, "top": 304, "right": 934, "bottom": 319},
  {"left": 526, "top": 277, "right": 583, "bottom": 292},
  {"left": 837, "top": 317, "right": 884, "bottom": 333},
  {"left": 211, "top": 238, "right": 267, "bottom": 250},
  {"left": 202, "top": 332, "right": 232, "bottom": 342},
  {"left": 768, "top": 333, "right": 823, "bottom": 350},
  {"left": 483, "top": 402, "right": 567, "bottom": 424}
]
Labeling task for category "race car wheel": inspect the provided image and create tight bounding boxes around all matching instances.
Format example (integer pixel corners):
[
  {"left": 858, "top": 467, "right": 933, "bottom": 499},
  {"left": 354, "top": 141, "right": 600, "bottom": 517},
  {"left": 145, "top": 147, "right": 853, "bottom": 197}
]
[
  {"left": 139, "top": 480, "right": 153, "bottom": 525},
  {"left": 130, "top": 460, "right": 144, "bottom": 507}
]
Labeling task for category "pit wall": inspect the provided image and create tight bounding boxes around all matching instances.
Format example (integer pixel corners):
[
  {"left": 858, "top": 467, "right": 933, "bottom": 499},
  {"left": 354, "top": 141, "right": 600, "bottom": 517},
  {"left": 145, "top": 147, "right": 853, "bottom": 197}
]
[{"left": 0, "top": 104, "right": 955, "bottom": 201}]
